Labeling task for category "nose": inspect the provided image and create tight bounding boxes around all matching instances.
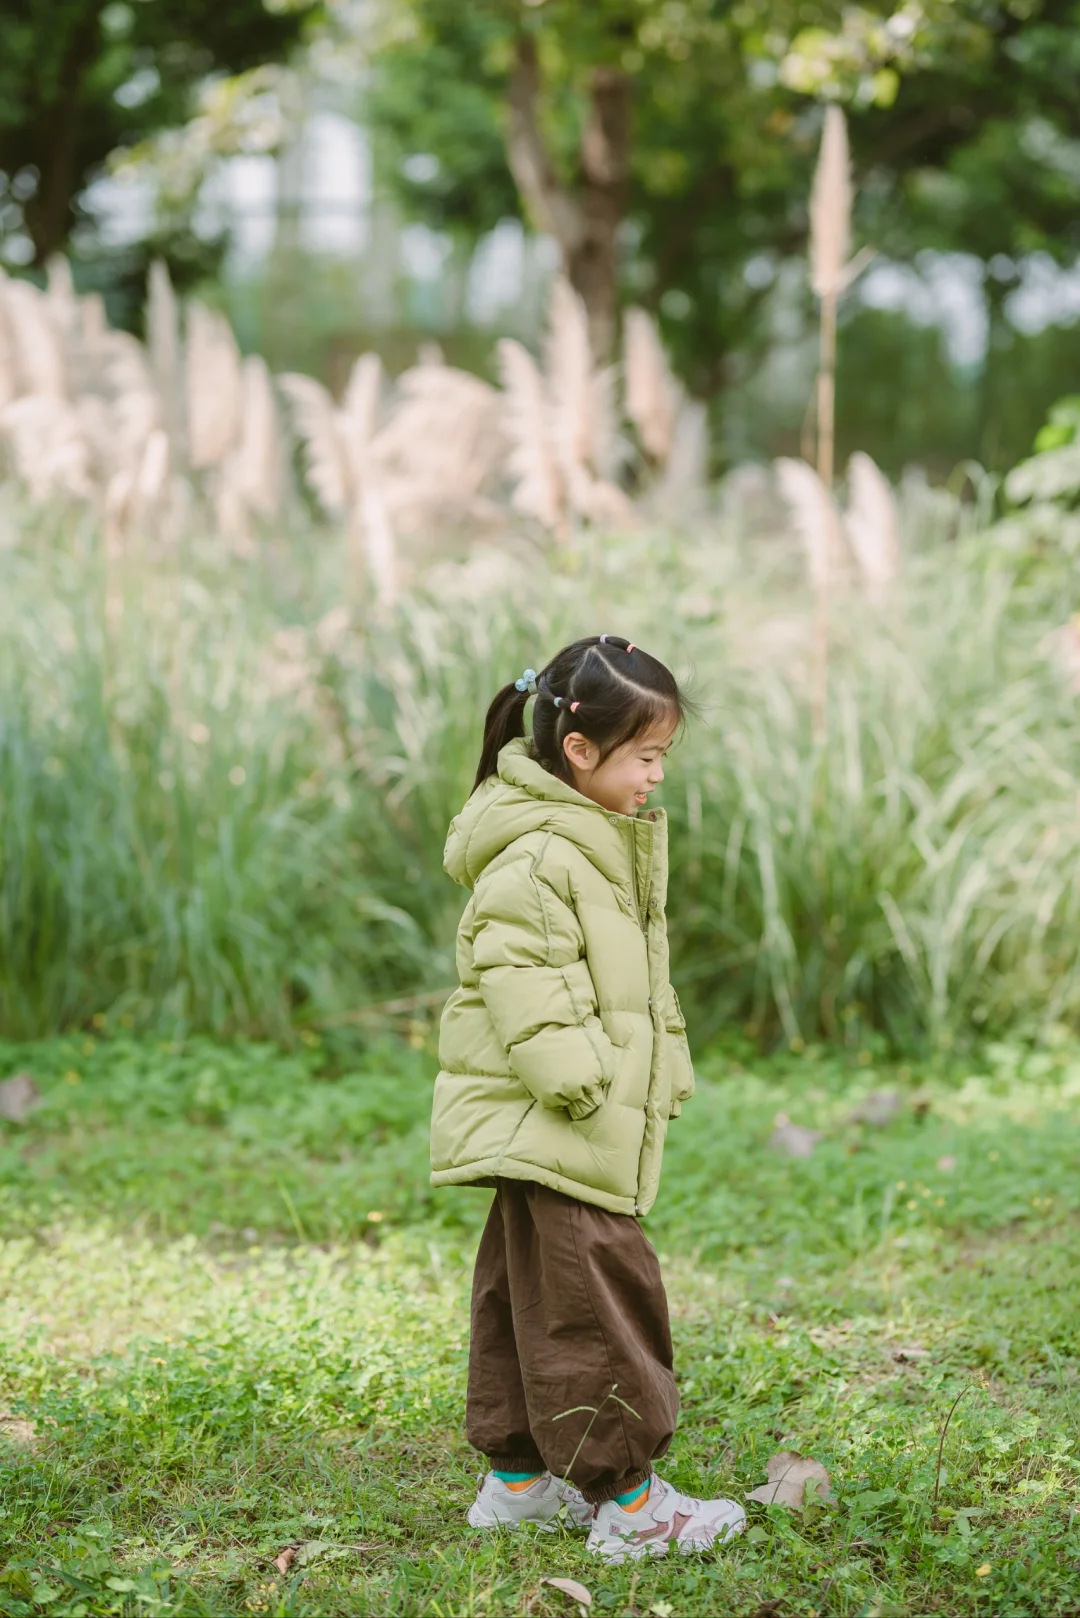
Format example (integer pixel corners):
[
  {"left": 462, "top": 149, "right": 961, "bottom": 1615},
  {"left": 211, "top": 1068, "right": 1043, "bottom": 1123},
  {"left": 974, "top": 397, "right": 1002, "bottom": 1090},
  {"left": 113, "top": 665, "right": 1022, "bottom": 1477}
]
[{"left": 650, "top": 760, "right": 665, "bottom": 784}]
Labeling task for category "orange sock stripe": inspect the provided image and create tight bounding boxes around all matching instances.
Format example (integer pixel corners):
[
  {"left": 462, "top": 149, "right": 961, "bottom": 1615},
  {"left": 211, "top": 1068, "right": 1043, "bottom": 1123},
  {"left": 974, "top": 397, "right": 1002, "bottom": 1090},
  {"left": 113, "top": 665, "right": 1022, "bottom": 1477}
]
[{"left": 621, "top": 1484, "right": 651, "bottom": 1513}]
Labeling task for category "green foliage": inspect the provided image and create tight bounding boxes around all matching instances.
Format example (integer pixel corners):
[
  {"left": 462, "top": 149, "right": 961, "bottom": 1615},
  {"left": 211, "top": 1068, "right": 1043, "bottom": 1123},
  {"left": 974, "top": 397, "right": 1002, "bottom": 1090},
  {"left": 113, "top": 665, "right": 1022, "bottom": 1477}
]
[
  {"left": 365, "top": 0, "right": 1080, "bottom": 395},
  {"left": 0, "top": 0, "right": 319, "bottom": 264},
  {"left": 1, "top": 1033, "right": 1080, "bottom": 1613}
]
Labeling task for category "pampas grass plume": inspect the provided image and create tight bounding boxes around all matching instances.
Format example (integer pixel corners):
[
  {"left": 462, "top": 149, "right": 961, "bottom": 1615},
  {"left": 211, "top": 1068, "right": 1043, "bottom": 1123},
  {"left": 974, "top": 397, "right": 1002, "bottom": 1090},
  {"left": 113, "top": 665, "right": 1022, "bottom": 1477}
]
[
  {"left": 845, "top": 451, "right": 900, "bottom": 604},
  {"left": 810, "top": 105, "right": 852, "bottom": 301},
  {"left": 623, "top": 306, "right": 679, "bottom": 462}
]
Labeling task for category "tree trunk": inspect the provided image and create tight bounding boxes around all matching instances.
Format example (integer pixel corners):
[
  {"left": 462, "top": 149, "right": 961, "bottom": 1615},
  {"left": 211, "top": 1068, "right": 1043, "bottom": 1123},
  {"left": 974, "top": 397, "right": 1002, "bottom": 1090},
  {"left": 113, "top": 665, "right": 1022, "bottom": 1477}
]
[
  {"left": 25, "top": 8, "right": 101, "bottom": 265},
  {"left": 505, "top": 36, "right": 629, "bottom": 358}
]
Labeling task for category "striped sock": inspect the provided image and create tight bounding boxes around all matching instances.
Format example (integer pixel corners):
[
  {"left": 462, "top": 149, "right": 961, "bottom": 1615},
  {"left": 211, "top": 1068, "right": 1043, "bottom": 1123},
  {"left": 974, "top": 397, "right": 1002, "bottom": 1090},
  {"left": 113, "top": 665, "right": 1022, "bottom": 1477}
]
[
  {"left": 493, "top": 1469, "right": 543, "bottom": 1492},
  {"left": 614, "top": 1479, "right": 651, "bottom": 1512}
]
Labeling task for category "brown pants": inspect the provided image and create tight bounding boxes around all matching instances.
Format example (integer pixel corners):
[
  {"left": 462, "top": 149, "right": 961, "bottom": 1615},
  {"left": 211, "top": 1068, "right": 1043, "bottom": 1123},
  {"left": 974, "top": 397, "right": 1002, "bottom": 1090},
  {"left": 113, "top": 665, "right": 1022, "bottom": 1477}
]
[{"left": 466, "top": 1179, "right": 680, "bottom": 1505}]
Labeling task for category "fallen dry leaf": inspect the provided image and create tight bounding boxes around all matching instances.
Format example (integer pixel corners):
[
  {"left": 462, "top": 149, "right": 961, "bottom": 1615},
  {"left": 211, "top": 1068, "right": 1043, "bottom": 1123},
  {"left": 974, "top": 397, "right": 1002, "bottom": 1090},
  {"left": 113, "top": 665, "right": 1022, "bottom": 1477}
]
[
  {"left": 273, "top": 1540, "right": 361, "bottom": 1575},
  {"left": 0, "top": 1073, "right": 42, "bottom": 1124},
  {"left": 769, "top": 1119, "right": 822, "bottom": 1157},
  {"left": 542, "top": 1577, "right": 592, "bottom": 1610},
  {"left": 893, "top": 1345, "right": 930, "bottom": 1363},
  {"left": 848, "top": 1090, "right": 902, "bottom": 1127},
  {"left": 746, "top": 1450, "right": 835, "bottom": 1510}
]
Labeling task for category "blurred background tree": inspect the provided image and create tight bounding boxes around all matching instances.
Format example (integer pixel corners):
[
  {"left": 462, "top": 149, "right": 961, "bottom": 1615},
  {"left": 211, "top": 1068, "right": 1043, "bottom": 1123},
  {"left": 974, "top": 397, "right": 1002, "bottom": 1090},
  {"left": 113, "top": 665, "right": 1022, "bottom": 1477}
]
[
  {"left": 0, "top": 0, "right": 320, "bottom": 265},
  {"left": 4, "top": 0, "right": 1080, "bottom": 473}
]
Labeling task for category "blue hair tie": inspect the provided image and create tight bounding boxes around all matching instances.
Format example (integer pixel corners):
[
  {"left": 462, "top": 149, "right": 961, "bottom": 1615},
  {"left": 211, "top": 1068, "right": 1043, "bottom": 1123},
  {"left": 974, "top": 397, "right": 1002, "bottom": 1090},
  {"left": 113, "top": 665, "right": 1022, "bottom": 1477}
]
[{"left": 514, "top": 668, "right": 538, "bottom": 694}]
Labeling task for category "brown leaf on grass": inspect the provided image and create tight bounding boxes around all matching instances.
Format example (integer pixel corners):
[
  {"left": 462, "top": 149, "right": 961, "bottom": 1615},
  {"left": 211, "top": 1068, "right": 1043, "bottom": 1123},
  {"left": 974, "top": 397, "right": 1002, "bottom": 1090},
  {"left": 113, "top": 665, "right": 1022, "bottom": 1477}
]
[
  {"left": 273, "top": 1540, "right": 369, "bottom": 1576},
  {"left": 893, "top": 1345, "right": 930, "bottom": 1363},
  {"left": 0, "top": 1073, "right": 42, "bottom": 1123},
  {"left": 542, "top": 1577, "right": 592, "bottom": 1610},
  {"left": 746, "top": 1450, "right": 835, "bottom": 1510},
  {"left": 848, "top": 1090, "right": 902, "bottom": 1128},
  {"left": 769, "top": 1114, "right": 822, "bottom": 1158}
]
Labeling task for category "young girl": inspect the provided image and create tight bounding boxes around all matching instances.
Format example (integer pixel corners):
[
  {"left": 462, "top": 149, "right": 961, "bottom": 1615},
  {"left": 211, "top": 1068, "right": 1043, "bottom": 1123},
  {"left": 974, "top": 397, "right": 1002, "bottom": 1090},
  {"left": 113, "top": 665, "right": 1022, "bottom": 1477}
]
[{"left": 431, "top": 635, "right": 745, "bottom": 1563}]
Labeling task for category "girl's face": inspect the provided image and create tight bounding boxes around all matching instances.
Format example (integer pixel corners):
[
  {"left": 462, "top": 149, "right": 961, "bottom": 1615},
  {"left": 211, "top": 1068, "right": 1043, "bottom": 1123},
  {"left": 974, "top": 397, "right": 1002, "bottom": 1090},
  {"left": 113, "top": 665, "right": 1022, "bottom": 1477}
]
[{"left": 562, "top": 719, "right": 677, "bottom": 818}]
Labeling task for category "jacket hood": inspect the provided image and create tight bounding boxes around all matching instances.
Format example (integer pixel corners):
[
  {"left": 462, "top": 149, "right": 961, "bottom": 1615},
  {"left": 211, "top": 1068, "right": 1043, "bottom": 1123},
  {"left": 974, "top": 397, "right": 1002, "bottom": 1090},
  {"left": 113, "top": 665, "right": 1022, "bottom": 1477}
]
[{"left": 444, "top": 738, "right": 663, "bottom": 892}]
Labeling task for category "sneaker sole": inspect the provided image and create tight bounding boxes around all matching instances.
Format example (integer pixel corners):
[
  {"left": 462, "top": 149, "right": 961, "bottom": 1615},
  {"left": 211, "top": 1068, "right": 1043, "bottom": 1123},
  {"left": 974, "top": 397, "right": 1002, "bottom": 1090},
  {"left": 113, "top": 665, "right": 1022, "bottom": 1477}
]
[
  {"left": 587, "top": 1518, "right": 746, "bottom": 1563},
  {"left": 467, "top": 1504, "right": 588, "bottom": 1533}
]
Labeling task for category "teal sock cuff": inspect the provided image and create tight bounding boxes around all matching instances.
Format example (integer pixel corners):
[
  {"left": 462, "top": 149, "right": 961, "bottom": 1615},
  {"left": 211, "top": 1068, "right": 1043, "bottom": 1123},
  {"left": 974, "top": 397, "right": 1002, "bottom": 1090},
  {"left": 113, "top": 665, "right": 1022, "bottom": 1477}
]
[
  {"left": 493, "top": 1469, "right": 543, "bottom": 1483},
  {"left": 614, "top": 1478, "right": 651, "bottom": 1508}
]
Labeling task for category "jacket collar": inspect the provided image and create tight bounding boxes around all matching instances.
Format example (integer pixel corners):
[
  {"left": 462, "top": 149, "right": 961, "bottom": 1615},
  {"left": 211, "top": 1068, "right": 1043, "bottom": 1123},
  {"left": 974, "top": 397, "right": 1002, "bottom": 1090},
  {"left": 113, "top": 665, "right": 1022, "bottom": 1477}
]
[{"left": 445, "top": 739, "right": 665, "bottom": 900}]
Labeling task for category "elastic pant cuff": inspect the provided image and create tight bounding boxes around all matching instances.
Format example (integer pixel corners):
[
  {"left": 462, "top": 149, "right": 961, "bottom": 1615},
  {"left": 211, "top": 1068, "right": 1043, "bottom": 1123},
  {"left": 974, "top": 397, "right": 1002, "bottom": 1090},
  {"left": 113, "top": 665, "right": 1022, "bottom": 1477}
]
[
  {"left": 487, "top": 1452, "right": 545, "bottom": 1476},
  {"left": 581, "top": 1465, "right": 653, "bottom": 1506}
]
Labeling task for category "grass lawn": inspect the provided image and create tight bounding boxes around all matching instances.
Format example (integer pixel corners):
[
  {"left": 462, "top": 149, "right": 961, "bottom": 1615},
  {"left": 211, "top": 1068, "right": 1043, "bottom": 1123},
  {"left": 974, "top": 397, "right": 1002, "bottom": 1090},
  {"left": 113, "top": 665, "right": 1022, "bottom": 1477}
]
[{"left": 2, "top": 1032, "right": 1080, "bottom": 1616}]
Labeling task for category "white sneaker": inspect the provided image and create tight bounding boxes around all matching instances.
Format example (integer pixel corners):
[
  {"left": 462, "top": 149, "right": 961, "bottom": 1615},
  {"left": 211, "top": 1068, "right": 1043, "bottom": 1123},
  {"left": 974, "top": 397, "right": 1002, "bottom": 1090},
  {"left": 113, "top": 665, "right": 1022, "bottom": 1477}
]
[
  {"left": 586, "top": 1474, "right": 745, "bottom": 1562},
  {"left": 467, "top": 1471, "right": 594, "bottom": 1531}
]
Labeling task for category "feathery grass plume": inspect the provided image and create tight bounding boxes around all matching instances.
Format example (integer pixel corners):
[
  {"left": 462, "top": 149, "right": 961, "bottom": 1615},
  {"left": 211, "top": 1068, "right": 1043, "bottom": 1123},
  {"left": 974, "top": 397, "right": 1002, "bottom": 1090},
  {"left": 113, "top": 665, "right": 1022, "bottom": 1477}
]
[
  {"left": 623, "top": 306, "right": 680, "bottom": 463},
  {"left": 185, "top": 302, "right": 242, "bottom": 470},
  {"left": 539, "top": 276, "right": 634, "bottom": 527},
  {"left": 545, "top": 277, "right": 594, "bottom": 478},
  {"left": 0, "top": 275, "right": 16, "bottom": 411},
  {"left": 45, "top": 256, "right": 78, "bottom": 337},
  {"left": 496, "top": 336, "right": 564, "bottom": 535},
  {"left": 147, "top": 260, "right": 184, "bottom": 455},
  {"left": 337, "top": 352, "right": 382, "bottom": 491},
  {"left": 277, "top": 373, "right": 352, "bottom": 518},
  {"left": 844, "top": 451, "right": 900, "bottom": 605},
  {"left": 229, "top": 355, "right": 283, "bottom": 521},
  {"left": 652, "top": 400, "right": 709, "bottom": 515},
  {"left": 0, "top": 397, "right": 92, "bottom": 501},
  {"left": 807, "top": 103, "right": 854, "bottom": 739},
  {"left": 357, "top": 483, "right": 399, "bottom": 610},
  {"left": 373, "top": 357, "right": 503, "bottom": 534},
  {"left": 3, "top": 278, "right": 66, "bottom": 399},
  {"left": 775, "top": 457, "right": 845, "bottom": 595},
  {"left": 810, "top": 105, "right": 852, "bottom": 309}
]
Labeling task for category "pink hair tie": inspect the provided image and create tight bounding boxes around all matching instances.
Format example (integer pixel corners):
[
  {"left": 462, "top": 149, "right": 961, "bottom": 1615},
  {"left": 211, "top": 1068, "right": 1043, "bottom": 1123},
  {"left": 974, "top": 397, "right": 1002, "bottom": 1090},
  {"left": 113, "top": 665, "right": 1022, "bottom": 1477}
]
[
  {"left": 626, "top": 643, "right": 636, "bottom": 653},
  {"left": 570, "top": 701, "right": 580, "bottom": 713}
]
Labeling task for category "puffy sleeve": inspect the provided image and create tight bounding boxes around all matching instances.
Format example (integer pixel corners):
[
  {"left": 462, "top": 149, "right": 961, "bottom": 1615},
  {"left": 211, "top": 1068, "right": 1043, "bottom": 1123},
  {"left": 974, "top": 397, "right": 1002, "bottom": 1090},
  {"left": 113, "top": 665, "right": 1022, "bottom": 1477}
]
[
  {"left": 471, "top": 855, "right": 617, "bottom": 1120},
  {"left": 663, "top": 987, "right": 695, "bottom": 1117}
]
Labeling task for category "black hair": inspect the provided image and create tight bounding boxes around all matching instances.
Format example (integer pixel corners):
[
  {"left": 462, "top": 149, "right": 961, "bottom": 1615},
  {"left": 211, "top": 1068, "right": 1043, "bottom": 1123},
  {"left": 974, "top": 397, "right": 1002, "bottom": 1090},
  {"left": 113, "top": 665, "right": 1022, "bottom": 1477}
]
[{"left": 473, "top": 635, "right": 693, "bottom": 791}]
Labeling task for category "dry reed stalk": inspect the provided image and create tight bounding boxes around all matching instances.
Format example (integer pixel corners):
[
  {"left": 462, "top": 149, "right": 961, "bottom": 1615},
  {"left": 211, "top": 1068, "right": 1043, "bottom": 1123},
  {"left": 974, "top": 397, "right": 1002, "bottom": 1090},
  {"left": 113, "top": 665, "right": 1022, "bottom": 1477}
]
[
  {"left": 623, "top": 306, "right": 680, "bottom": 463},
  {"left": 808, "top": 103, "right": 854, "bottom": 739},
  {"left": 844, "top": 451, "right": 900, "bottom": 604}
]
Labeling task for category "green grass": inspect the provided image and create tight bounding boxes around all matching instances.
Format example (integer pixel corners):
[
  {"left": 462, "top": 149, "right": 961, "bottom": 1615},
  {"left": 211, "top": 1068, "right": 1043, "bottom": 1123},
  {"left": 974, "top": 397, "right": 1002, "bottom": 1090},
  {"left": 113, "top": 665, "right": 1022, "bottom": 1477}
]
[
  {"left": 3, "top": 1034, "right": 1080, "bottom": 1615},
  {"left": 6, "top": 506, "right": 1080, "bottom": 1053}
]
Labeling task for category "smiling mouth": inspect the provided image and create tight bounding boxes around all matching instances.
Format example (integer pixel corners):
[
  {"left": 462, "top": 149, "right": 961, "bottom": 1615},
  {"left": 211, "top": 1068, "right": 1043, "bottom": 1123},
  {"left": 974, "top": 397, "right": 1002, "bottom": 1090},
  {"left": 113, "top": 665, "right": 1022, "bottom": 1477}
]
[{"left": 634, "top": 792, "right": 649, "bottom": 804}]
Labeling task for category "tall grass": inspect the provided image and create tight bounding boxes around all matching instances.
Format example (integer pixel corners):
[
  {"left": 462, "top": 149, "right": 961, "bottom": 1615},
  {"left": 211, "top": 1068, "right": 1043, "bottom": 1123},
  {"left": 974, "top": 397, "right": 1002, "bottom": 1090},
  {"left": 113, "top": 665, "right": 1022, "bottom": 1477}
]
[{"left": 2, "top": 496, "right": 1079, "bottom": 1051}]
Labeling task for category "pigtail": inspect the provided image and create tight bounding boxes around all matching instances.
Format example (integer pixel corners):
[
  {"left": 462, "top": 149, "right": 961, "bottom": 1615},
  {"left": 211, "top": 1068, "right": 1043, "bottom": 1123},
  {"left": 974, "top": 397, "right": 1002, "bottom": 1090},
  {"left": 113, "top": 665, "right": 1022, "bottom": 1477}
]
[{"left": 473, "top": 681, "right": 531, "bottom": 790}]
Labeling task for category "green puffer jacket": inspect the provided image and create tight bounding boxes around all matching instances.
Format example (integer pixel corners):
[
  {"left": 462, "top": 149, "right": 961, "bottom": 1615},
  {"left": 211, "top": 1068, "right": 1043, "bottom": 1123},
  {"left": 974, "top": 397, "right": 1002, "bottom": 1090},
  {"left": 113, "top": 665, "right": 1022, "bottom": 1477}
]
[{"left": 430, "top": 739, "right": 694, "bottom": 1216}]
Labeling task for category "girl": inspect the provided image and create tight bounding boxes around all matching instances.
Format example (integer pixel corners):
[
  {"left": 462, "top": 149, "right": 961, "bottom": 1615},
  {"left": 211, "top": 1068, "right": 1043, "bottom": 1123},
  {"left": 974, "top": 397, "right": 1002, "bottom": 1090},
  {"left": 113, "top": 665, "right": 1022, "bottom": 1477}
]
[{"left": 431, "top": 635, "right": 745, "bottom": 1563}]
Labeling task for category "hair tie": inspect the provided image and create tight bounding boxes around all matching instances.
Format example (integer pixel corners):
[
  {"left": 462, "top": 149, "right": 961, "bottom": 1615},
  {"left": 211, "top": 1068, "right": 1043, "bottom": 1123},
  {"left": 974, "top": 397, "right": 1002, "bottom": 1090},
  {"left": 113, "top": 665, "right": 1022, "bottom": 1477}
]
[
  {"left": 570, "top": 701, "right": 580, "bottom": 713},
  {"left": 514, "top": 668, "right": 537, "bottom": 694},
  {"left": 626, "top": 643, "right": 636, "bottom": 654}
]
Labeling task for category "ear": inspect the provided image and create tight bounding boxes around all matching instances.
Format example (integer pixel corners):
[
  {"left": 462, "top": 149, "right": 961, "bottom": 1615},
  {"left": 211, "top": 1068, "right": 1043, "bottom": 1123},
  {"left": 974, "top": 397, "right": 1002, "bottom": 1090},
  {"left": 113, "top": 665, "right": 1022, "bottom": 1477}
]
[{"left": 562, "top": 730, "right": 598, "bottom": 773}]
